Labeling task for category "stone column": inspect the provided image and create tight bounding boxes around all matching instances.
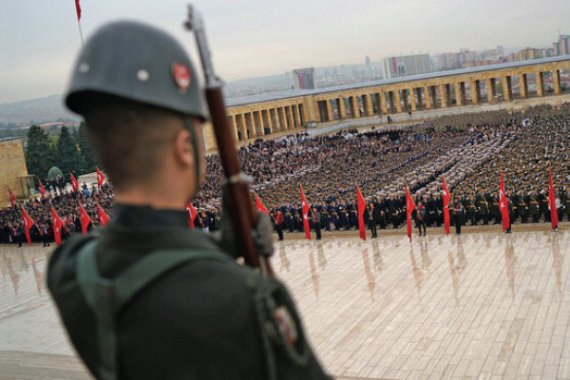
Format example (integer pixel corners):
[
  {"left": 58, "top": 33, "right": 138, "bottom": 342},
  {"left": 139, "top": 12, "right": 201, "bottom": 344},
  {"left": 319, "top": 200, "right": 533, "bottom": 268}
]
[
  {"left": 502, "top": 76, "right": 512, "bottom": 101},
  {"left": 519, "top": 74, "right": 528, "bottom": 98},
  {"left": 285, "top": 106, "right": 294, "bottom": 130},
  {"left": 470, "top": 80, "right": 478, "bottom": 104},
  {"left": 394, "top": 90, "right": 402, "bottom": 113},
  {"left": 364, "top": 94, "right": 374, "bottom": 116},
  {"left": 485, "top": 78, "right": 493, "bottom": 102},
  {"left": 439, "top": 84, "right": 447, "bottom": 108},
  {"left": 410, "top": 88, "right": 417, "bottom": 111},
  {"left": 415, "top": 88, "right": 423, "bottom": 109},
  {"left": 386, "top": 92, "right": 394, "bottom": 113},
  {"left": 445, "top": 84, "right": 452, "bottom": 107},
  {"left": 338, "top": 98, "right": 346, "bottom": 119},
  {"left": 428, "top": 86, "right": 437, "bottom": 108},
  {"left": 536, "top": 72, "right": 544, "bottom": 97},
  {"left": 279, "top": 107, "right": 288, "bottom": 131},
  {"left": 228, "top": 114, "right": 238, "bottom": 141},
  {"left": 350, "top": 96, "right": 361, "bottom": 118},
  {"left": 245, "top": 112, "right": 255, "bottom": 138},
  {"left": 254, "top": 111, "right": 264, "bottom": 136},
  {"left": 270, "top": 109, "right": 278, "bottom": 131},
  {"left": 235, "top": 114, "right": 244, "bottom": 140},
  {"left": 553, "top": 70, "right": 561, "bottom": 95},
  {"left": 326, "top": 99, "right": 334, "bottom": 121},
  {"left": 380, "top": 92, "right": 388, "bottom": 114},
  {"left": 454, "top": 82, "right": 463, "bottom": 106},
  {"left": 293, "top": 104, "right": 302, "bottom": 128},
  {"left": 424, "top": 86, "right": 432, "bottom": 109},
  {"left": 401, "top": 90, "right": 409, "bottom": 111}
]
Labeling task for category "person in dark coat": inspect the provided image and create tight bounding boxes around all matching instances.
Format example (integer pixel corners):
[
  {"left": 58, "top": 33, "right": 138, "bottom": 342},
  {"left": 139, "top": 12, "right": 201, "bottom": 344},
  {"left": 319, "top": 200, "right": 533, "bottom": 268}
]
[
  {"left": 453, "top": 199, "right": 464, "bottom": 235},
  {"left": 364, "top": 202, "right": 378, "bottom": 238}
]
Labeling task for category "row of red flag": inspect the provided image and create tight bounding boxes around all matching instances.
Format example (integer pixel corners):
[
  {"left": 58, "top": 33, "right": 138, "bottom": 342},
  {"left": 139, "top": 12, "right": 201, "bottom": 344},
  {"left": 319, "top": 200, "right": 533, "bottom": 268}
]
[
  {"left": 251, "top": 169, "right": 560, "bottom": 242},
  {"left": 7, "top": 169, "right": 561, "bottom": 245},
  {"left": 16, "top": 202, "right": 109, "bottom": 246}
]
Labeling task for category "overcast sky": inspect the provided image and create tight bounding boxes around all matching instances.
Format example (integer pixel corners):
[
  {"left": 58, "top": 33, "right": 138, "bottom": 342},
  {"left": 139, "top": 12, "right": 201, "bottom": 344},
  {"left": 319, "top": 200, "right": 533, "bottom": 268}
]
[{"left": 0, "top": 0, "right": 568, "bottom": 103}]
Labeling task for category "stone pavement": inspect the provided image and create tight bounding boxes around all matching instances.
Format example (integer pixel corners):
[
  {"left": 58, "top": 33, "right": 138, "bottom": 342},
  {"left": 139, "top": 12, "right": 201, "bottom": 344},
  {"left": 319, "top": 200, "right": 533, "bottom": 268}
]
[{"left": 1, "top": 230, "right": 570, "bottom": 379}]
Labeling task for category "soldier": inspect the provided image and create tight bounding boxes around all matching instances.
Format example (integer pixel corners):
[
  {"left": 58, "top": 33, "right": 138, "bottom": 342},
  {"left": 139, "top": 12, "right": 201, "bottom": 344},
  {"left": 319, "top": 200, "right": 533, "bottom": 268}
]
[
  {"left": 311, "top": 207, "right": 322, "bottom": 240},
  {"left": 273, "top": 209, "right": 285, "bottom": 241},
  {"left": 465, "top": 195, "right": 478, "bottom": 225},
  {"left": 364, "top": 201, "right": 378, "bottom": 238},
  {"left": 476, "top": 193, "right": 489, "bottom": 225},
  {"left": 527, "top": 190, "right": 540, "bottom": 223},
  {"left": 517, "top": 191, "right": 528, "bottom": 224},
  {"left": 47, "top": 21, "right": 330, "bottom": 380}
]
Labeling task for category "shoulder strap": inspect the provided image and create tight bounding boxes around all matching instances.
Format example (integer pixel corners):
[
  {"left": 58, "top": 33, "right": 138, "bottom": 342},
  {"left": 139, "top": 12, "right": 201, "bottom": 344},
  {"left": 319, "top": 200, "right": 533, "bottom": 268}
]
[{"left": 76, "top": 242, "right": 230, "bottom": 380}]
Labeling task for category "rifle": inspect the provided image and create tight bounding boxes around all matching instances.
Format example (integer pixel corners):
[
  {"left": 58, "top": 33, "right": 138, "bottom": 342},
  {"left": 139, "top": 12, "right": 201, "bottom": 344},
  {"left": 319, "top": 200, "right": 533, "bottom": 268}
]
[{"left": 184, "top": 5, "right": 274, "bottom": 277}]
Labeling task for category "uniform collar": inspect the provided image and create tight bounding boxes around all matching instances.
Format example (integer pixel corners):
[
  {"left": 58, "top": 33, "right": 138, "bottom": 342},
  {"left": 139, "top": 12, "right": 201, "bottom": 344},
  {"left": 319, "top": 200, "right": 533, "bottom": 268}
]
[{"left": 111, "top": 203, "right": 187, "bottom": 228}]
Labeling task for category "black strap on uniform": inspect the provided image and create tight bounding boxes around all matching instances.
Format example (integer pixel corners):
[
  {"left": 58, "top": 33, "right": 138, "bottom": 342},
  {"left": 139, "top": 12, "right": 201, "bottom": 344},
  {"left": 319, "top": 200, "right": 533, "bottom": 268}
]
[
  {"left": 245, "top": 275, "right": 311, "bottom": 380},
  {"left": 76, "top": 241, "right": 231, "bottom": 380}
]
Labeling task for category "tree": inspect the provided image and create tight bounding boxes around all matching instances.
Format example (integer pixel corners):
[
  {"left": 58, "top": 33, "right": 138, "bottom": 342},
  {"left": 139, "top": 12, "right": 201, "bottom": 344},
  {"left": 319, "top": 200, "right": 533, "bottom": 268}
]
[
  {"left": 76, "top": 122, "right": 98, "bottom": 174},
  {"left": 25, "top": 125, "right": 56, "bottom": 179},
  {"left": 56, "top": 126, "right": 82, "bottom": 175}
]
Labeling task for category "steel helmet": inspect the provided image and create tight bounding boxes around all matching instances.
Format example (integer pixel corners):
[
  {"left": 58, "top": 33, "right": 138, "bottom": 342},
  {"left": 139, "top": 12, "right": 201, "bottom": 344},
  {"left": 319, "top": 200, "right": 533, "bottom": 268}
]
[{"left": 65, "top": 20, "right": 208, "bottom": 121}]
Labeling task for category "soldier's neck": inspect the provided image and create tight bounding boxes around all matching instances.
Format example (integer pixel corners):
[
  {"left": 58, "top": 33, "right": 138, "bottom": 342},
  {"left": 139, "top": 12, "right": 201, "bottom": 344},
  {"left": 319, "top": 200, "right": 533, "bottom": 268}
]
[{"left": 115, "top": 187, "right": 192, "bottom": 211}]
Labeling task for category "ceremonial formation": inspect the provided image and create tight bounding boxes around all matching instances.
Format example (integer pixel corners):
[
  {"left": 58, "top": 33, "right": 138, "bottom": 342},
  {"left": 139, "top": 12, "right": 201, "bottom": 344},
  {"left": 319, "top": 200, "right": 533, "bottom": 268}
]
[{"left": 2, "top": 105, "right": 568, "bottom": 245}]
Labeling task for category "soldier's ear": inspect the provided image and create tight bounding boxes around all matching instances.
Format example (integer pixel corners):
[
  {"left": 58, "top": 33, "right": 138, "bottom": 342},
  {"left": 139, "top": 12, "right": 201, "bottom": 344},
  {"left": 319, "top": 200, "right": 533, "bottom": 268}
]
[{"left": 174, "top": 128, "right": 194, "bottom": 168}]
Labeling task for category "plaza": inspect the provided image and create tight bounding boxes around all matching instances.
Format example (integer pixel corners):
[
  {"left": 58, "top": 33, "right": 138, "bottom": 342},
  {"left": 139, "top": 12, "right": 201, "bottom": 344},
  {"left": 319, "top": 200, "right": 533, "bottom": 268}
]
[{"left": 1, "top": 228, "right": 570, "bottom": 379}]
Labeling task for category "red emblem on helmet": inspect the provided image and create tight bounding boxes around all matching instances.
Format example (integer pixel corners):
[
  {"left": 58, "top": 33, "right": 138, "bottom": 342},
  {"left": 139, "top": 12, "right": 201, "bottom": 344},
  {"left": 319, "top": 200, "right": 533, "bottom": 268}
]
[{"left": 172, "top": 62, "right": 191, "bottom": 93}]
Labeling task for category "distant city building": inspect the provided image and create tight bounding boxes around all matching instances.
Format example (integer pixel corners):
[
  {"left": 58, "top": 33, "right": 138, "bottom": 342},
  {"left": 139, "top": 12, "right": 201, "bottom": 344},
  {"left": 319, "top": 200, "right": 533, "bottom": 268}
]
[
  {"left": 435, "top": 52, "right": 461, "bottom": 70},
  {"left": 516, "top": 47, "right": 544, "bottom": 61},
  {"left": 553, "top": 35, "right": 570, "bottom": 55},
  {"left": 434, "top": 49, "right": 482, "bottom": 70},
  {"left": 456, "top": 49, "right": 479, "bottom": 67},
  {"left": 479, "top": 46, "right": 504, "bottom": 61},
  {"left": 383, "top": 54, "right": 432, "bottom": 78},
  {"left": 292, "top": 67, "right": 316, "bottom": 89}
]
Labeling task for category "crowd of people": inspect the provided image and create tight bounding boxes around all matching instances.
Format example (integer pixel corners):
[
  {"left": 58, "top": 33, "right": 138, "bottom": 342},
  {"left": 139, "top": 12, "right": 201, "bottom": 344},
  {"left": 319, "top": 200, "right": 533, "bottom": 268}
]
[{"left": 2, "top": 105, "right": 569, "bottom": 245}]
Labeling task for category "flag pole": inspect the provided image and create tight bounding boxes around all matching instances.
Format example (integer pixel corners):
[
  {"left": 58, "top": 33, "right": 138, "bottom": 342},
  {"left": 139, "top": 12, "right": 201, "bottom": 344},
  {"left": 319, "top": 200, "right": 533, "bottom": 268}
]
[
  {"left": 74, "top": 0, "right": 84, "bottom": 45},
  {"left": 77, "top": 20, "right": 84, "bottom": 45}
]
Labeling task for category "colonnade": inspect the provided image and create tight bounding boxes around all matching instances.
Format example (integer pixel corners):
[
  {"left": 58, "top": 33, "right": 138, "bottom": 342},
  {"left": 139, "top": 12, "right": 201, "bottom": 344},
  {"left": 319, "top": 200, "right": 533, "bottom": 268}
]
[
  {"left": 225, "top": 59, "right": 570, "bottom": 143},
  {"left": 227, "top": 102, "right": 304, "bottom": 142}
]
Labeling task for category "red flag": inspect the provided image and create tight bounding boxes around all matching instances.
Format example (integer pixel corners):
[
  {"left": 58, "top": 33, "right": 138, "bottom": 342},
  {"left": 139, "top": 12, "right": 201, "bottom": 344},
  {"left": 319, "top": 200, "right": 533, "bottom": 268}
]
[
  {"left": 549, "top": 169, "right": 559, "bottom": 231},
  {"left": 75, "top": 0, "right": 82, "bottom": 21},
  {"left": 186, "top": 201, "right": 197, "bottom": 229},
  {"left": 96, "top": 167, "right": 105, "bottom": 188},
  {"left": 299, "top": 184, "right": 311, "bottom": 240},
  {"left": 97, "top": 203, "right": 110, "bottom": 226},
  {"left": 405, "top": 186, "right": 415, "bottom": 242},
  {"left": 50, "top": 207, "right": 64, "bottom": 246},
  {"left": 70, "top": 174, "right": 79, "bottom": 192},
  {"left": 442, "top": 177, "right": 451, "bottom": 235},
  {"left": 78, "top": 203, "right": 91, "bottom": 235},
  {"left": 21, "top": 207, "right": 36, "bottom": 245},
  {"left": 255, "top": 195, "right": 270, "bottom": 216},
  {"left": 38, "top": 179, "right": 46, "bottom": 197},
  {"left": 356, "top": 185, "right": 366, "bottom": 241},
  {"left": 499, "top": 172, "right": 510, "bottom": 233},
  {"left": 8, "top": 188, "right": 16, "bottom": 207}
]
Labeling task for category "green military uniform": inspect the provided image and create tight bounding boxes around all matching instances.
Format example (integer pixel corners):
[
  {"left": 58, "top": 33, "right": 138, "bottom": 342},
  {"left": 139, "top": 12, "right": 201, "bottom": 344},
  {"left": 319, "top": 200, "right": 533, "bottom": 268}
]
[
  {"left": 517, "top": 194, "right": 528, "bottom": 223},
  {"left": 48, "top": 205, "right": 330, "bottom": 380},
  {"left": 48, "top": 20, "right": 330, "bottom": 380}
]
